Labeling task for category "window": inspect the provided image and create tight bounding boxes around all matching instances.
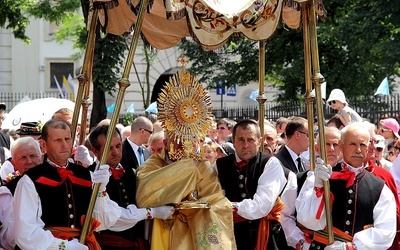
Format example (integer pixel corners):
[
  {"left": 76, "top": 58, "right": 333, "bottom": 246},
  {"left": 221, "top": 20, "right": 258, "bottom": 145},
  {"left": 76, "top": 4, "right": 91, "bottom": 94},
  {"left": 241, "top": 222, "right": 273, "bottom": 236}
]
[{"left": 50, "top": 62, "right": 74, "bottom": 89}]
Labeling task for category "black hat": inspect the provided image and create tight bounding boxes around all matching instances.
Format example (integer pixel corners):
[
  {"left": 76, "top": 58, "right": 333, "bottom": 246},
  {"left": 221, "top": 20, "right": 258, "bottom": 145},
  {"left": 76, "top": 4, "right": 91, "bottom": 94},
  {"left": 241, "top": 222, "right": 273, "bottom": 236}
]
[
  {"left": 0, "top": 103, "right": 6, "bottom": 110},
  {"left": 16, "top": 122, "right": 42, "bottom": 135}
]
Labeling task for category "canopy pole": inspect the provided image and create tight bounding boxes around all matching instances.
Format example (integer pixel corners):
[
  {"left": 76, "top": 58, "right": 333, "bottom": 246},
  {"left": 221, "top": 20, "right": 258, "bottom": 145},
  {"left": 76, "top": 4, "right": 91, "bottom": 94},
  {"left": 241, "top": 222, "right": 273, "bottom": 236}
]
[
  {"left": 80, "top": 0, "right": 149, "bottom": 243},
  {"left": 71, "top": 8, "right": 98, "bottom": 144},
  {"left": 257, "top": 40, "right": 267, "bottom": 152},
  {"left": 306, "top": 0, "right": 334, "bottom": 244},
  {"left": 301, "top": 2, "right": 315, "bottom": 171}
]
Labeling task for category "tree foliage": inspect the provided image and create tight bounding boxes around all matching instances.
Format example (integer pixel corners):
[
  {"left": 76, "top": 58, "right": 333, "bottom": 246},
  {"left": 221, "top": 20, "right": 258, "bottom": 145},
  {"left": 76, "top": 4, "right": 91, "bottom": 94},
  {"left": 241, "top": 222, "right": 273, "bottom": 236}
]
[
  {"left": 179, "top": 0, "right": 400, "bottom": 101},
  {"left": 1, "top": 0, "right": 132, "bottom": 127},
  {"left": 0, "top": 0, "right": 31, "bottom": 43}
]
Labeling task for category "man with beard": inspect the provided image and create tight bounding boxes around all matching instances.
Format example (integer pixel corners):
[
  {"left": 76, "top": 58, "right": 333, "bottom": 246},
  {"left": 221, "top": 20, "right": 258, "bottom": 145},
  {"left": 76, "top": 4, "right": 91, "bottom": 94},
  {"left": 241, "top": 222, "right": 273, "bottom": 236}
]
[{"left": 296, "top": 123, "right": 396, "bottom": 249}]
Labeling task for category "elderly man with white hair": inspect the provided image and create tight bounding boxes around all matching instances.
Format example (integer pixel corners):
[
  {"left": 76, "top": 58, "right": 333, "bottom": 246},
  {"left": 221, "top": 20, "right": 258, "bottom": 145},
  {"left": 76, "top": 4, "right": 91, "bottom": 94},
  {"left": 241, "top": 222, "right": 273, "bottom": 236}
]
[
  {"left": 0, "top": 137, "right": 42, "bottom": 250},
  {"left": 296, "top": 123, "right": 396, "bottom": 249}
]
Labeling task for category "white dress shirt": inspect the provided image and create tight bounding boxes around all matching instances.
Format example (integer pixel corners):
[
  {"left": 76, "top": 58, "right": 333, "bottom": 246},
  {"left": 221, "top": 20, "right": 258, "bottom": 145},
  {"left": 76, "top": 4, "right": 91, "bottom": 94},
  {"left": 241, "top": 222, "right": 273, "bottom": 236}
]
[
  {"left": 280, "top": 170, "right": 309, "bottom": 248},
  {"left": 296, "top": 171, "right": 396, "bottom": 249},
  {"left": 236, "top": 157, "right": 287, "bottom": 219},
  {"left": 13, "top": 175, "right": 122, "bottom": 250},
  {"left": 0, "top": 186, "right": 14, "bottom": 250}
]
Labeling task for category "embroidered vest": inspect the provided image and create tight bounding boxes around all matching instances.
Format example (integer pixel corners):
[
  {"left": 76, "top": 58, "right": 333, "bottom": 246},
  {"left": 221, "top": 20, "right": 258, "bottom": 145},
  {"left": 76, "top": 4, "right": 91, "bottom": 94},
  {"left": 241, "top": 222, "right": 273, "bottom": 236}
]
[{"left": 25, "top": 162, "right": 93, "bottom": 229}]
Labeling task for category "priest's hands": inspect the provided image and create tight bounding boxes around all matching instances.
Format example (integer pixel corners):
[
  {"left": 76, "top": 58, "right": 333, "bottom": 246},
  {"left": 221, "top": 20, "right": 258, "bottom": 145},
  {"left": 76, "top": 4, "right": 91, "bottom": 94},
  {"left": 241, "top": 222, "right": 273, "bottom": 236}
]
[{"left": 314, "top": 158, "right": 332, "bottom": 188}]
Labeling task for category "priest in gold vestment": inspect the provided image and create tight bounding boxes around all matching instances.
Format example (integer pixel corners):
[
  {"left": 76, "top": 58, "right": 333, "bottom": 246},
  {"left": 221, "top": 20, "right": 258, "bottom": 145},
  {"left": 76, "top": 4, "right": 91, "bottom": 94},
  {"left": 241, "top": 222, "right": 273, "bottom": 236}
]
[{"left": 136, "top": 59, "right": 236, "bottom": 249}]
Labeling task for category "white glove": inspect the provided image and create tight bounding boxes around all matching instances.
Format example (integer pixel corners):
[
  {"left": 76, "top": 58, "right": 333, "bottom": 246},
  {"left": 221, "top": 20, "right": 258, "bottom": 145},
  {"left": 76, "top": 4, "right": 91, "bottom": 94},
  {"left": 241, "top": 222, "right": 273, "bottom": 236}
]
[
  {"left": 324, "top": 241, "right": 348, "bottom": 250},
  {"left": 92, "top": 164, "right": 110, "bottom": 192},
  {"left": 67, "top": 238, "right": 88, "bottom": 250},
  {"left": 74, "top": 145, "right": 94, "bottom": 167},
  {"left": 151, "top": 206, "right": 175, "bottom": 220},
  {"left": 314, "top": 158, "right": 332, "bottom": 188}
]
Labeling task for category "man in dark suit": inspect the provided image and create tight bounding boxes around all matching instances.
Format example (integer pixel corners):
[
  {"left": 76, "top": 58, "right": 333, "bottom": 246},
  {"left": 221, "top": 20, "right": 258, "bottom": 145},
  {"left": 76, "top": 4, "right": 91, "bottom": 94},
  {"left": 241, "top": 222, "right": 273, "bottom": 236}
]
[
  {"left": 275, "top": 116, "right": 309, "bottom": 174},
  {"left": 121, "top": 116, "right": 152, "bottom": 170}
]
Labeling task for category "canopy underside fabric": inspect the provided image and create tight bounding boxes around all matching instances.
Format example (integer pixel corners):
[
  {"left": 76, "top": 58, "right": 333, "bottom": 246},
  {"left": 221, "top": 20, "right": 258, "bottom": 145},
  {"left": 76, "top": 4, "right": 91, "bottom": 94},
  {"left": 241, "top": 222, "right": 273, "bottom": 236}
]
[{"left": 92, "top": 0, "right": 325, "bottom": 50}]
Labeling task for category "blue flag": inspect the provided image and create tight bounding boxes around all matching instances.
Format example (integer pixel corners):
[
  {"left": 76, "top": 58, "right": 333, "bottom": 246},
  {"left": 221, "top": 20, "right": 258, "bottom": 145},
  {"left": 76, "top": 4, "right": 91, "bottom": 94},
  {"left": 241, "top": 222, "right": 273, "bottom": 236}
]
[
  {"left": 249, "top": 89, "right": 259, "bottom": 101},
  {"left": 107, "top": 103, "right": 115, "bottom": 113},
  {"left": 374, "top": 77, "right": 390, "bottom": 96},
  {"left": 145, "top": 102, "right": 158, "bottom": 114},
  {"left": 127, "top": 103, "right": 135, "bottom": 113}
]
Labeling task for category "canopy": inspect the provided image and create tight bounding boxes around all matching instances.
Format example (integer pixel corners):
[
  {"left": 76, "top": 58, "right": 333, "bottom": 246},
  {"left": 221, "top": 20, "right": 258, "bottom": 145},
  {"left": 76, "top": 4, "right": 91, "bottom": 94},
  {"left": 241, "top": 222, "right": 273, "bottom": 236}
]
[{"left": 128, "top": 0, "right": 325, "bottom": 50}]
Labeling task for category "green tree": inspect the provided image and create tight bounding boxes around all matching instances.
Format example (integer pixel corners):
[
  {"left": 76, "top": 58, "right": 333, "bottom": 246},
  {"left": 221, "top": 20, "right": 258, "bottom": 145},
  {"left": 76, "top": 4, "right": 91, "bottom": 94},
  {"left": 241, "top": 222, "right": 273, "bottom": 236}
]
[
  {"left": 1, "top": 0, "right": 157, "bottom": 128},
  {"left": 179, "top": 0, "right": 400, "bottom": 101}
]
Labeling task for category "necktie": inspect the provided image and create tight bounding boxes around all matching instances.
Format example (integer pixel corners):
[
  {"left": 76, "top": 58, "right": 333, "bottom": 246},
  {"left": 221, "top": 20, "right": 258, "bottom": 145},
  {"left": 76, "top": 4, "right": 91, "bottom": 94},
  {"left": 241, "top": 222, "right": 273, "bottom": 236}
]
[
  {"left": 297, "top": 157, "right": 305, "bottom": 172},
  {"left": 234, "top": 160, "right": 247, "bottom": 170},
  {"left": 111, "top": 168, "right": 124, "bottom": 180},
  {"left": 138, "top": 147, "right": 145, "bottom": 165},
  {"left": 330, "top": 162, "right": 356, "bottom": 188}
]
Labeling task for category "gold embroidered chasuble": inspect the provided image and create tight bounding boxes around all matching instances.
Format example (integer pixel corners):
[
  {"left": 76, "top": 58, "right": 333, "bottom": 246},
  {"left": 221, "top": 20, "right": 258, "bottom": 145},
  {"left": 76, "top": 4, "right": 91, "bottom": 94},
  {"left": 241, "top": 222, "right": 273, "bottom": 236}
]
[{"left": 136, "top": 153, "right": 236, "bottom": 249}]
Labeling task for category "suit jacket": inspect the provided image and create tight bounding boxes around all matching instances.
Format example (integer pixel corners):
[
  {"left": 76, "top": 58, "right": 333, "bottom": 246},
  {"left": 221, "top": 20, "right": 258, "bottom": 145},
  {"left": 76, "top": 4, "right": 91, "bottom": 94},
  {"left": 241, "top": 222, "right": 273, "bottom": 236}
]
[
  {"left": 120, "top": 139, "right": 151, "bottom": 170},
  {"left": 275, "top": 146, "right": 307, "bottom": 174}
]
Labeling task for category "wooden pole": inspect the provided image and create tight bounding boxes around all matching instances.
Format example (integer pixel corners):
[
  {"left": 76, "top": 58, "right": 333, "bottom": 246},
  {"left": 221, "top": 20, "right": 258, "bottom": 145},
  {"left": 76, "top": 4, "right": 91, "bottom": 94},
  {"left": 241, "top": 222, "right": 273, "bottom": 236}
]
[
  {"left": 71, "top": 8, "right": 98, "bottom": 144},
  {"left": 257, "top": 40, "right": 267, "bottom": 152},
  {"left": 307, "top": 0, "right": 334, "bottom": 244},
  {"left": 80, "top": 0, "right": 149, "bottom": 243}
]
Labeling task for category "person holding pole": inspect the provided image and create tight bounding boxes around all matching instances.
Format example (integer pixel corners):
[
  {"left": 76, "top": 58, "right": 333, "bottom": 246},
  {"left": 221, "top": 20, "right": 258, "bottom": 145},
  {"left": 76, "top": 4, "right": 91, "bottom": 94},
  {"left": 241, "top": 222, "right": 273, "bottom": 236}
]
[
  {"left": 296, "top": 123, "right": 396, "bottom": 249},
  {"left": 12, "top": 119, "right": 121, "bottom": 250},
  {"left": 216, "top": 119, "right": 293, "bottom": 249},
  {"left": 88, "top": 124, "right": 173, "bottom": 249}
]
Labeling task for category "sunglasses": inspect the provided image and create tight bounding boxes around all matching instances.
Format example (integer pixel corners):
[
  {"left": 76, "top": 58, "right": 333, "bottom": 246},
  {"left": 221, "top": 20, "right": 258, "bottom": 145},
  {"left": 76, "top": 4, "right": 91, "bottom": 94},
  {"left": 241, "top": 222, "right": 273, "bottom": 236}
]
[
  {"left": 389, "top": 151, "right": 394, "bottom": 157},
  {"left": 380, "top": 127, "right": 391, "bottom": 133},
  {"left": 376, "top": 147, "right": 384, "bottom": 152},
  {"left": 328, "top": 100, "right": 337, "bottom": 105},
  {"left": 140, "top": 128, "right": 153, "bottom": 134},
  {"left": 297, "top": 130, "right": 309, "bottom": 137},
  {"left": 217, "top": 127, "right": 227, "bottom": 130}
]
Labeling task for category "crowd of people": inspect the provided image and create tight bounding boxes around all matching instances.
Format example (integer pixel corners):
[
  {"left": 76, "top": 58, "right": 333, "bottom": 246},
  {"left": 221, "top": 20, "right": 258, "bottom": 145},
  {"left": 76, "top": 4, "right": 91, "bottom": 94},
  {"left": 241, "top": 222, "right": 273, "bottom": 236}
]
[{"left": 0, "top": 87, "right": 399, "bottom": 250}]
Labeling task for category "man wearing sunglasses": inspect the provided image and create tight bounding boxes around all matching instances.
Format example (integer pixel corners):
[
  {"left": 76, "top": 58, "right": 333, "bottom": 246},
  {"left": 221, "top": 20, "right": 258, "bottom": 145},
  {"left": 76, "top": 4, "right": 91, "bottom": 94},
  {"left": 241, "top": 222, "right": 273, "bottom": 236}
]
[
  {"left": 216, "top": 118, "right": 235, "bottom": 144},
  {"left": 120, "top": 116, "right": 152, "bottom": 170},
  {"left": 275, "top": 116, "right": 309, "bottom": 174}
]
